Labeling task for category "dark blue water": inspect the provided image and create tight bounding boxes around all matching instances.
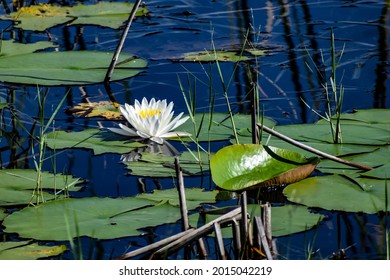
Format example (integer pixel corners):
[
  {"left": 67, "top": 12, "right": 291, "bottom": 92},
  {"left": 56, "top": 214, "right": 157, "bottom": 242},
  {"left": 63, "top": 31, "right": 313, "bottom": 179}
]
[{"left": 0, "top": 0, "right": 389, "bottom": 259}]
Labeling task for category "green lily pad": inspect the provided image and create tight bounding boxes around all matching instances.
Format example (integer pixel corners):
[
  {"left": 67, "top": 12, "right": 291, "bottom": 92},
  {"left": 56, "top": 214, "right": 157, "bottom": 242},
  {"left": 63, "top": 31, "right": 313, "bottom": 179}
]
[
  {"left": 257, "top": 137, "right": 378, "bottom": 158},
  {"left": 137, "top": 188, "right": 218, "bottom": 210},
  {"left": 67, "top": 2, "right": 149, "bottom": 29},
  {"left": 317, "top": 145, "right": 388, "bottom": 176},
  {"left": 1, "top": 2, "right": 148, "bottom": 31},
  {"left": 210, "top": 144, "right": 320, "bottom": 191},
  {"left": 3, "top": 197, "right": 172, "bottom": 240},
  {"left": 0, "top": 50, "right": 147, "bottom": 86},
  {"left": 326, "top": 109, "right": 390, "bottom": 125},
  {"left": 178, "top": 113, "right": 275, "bottom": 142},
  {"left": 190, "top": 204, "right": 324, "bottom": 237},
  {"left": 0, "top": 169, "right": 82, "bottom": 206},
  {"left": 275, "top": 123, "right": 389, "bottom": 145},
  {"left": 0, "top": 241, "right": 66, "bottom": 260},
  {"left": 0, "top": 208, "right": 7, "bottom": 221},
  {"left": 284, "top": 175, "right": 390, "bottom": 214},
  {"left": 362, "top": 163, "right": 390, "bottom": 179},
  {"left": 3, "top": 185, "right": 214, "bottom": 241},
  {"left": 45, "top": 129, "right": 145, "bottom": 155},
  {"left": 0, "top": 102, "right": 7, "bottom": 110},
  {"left": 0, "top": 40, "right": 55, "bottom": 57},
  {"left": 182, "top": 50, "right": 250, "bottom": 62},
  {"left": 124, "top": 151, "right": 210, "bottom": 177}
]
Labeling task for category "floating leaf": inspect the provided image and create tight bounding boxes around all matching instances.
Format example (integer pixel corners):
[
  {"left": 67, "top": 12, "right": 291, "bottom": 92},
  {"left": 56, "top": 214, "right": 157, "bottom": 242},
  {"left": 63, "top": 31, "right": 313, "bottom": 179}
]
[
  {"left": 1, "top": 2, "right": 148, "bottom": 31},
  {"left": 137, "top": 188, "right": 218, "bottom": 210},
  {"left": 284, "top": 175, "right": 390, "bottom": 214},
  {"left": 3, "top": 197, "right": 173, "bottom": 240},
  {"left": 326, "top": 109, "right": 390, "bottom": 125},
  {"left": 0, "top": 40, "right": 55, "bottom": 57},
  {"left": 275, "top": 123, "right": 389, "bottom": 145},
  {"left": 177, "top": 113, "right": 275, "bottom": 142},
  {"left": 1, "top": 4, "right": 71, "bottom": 31},
  {"left": 256, "top": 137, "right": 378, "bottom": 158},
  {"left": 45, "top": 129, "right": 145, "bottom": 155},
  {"left": 0, "top": 241, "right": 66, "bottom": 260},
  {"left": 245, "top": 48, "right": 267, "bottom": 56},
  {"left": 67, "top": 2, "right": 149, "bottom": 29},
  {"left": 67, "top": 101, "right": 122, "bottom": 120},
  {"left": 190, "top": 204, "right": 324, "bottom": 237},
  {"left": 317, "top": 145, "right": 388, "bottom": 176},
  {"left": 0, "top": 208, "right": 7, "bottom": 221},
  {"left": 0, "top": 169, "right": 82, "bottom": 206},
  {"left": 124, "top": 150, "right": 210, "bottom": 177},
  {"left": 0, "top": 51, "right": 147, "bottom": 86},
  {"left": 182, "top": 50, "right": 250, "bottom": 62},
  {"left": 362, "top": 163, "right": 390, "bottom": 179},
  {"left": 210, "top": 144, "right": 320, "bottom": 191}
]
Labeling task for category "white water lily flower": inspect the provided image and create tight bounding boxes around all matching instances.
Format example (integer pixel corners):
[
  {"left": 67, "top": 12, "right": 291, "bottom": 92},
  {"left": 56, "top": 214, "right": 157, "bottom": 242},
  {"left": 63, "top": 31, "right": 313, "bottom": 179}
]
[{"left": 108, "top": 97, "right": 191, "bottom": 144}]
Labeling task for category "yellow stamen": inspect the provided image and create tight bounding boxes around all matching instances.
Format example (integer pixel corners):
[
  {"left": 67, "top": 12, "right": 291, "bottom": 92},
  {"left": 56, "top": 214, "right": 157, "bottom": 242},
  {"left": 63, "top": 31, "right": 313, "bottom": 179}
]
[{"left": 138, "top": 108, "right": 161, "bottom": 119}]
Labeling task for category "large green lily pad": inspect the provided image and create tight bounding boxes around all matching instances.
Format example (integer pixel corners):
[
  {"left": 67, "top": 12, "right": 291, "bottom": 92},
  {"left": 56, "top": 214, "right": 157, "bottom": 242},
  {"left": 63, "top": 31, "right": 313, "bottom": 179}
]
[
  {"left": 275, "top": 123, "right": 389, "bottom": 145},
  {"left": 284, "top": 175, "right": 390, "bottom": 214},
  {"left": 210, "top": 144, "right": 320, "bottom": 191},
  {"left": 1, "top": 2, "right": 149, "bottom": 31},
  {"left": 316, "top": 145, "right": 389, "bottom": 177},
  {"left": 3, "top": 197, "right": 161, "bottom": 240},
  {"left": 0, "top": 241, "right": 66, "bottom": 260},
  {"left": 0, "top": 40, "right": 55, "bottom": 57},
  {"left": 3, "top": 186, "right": 216, "bottom": 240},
  {"left": 45, "top": 129, "right": 145, "bottom": 155},
  {"left": 0, "top": 169, "right": 82, "bottom": 206},
  {"left": 0, "top": 50, "right": 147, "bottom": 86}
]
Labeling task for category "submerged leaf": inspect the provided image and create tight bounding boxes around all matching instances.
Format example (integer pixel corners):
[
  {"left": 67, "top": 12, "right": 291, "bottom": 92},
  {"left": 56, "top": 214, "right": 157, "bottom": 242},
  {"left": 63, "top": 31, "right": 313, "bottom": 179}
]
[{"left": 210, "top": 144, "right": 319, "bottom": 191}]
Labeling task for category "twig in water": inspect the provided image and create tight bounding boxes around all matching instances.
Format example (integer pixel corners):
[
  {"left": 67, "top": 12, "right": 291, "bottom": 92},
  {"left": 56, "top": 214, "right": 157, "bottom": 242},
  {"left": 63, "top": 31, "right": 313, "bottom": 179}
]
[
  {"left": 257, "top": 123, "right": 373, "bottom": 171},
  {"left": 152, "top": 207, "right": 242, "bottom": 258},
  {"left": 174, "top": 157, "right": 189, "bottom": 231},
  {"left": 104, "top": 0, "right": 142, "bottom": 83}
]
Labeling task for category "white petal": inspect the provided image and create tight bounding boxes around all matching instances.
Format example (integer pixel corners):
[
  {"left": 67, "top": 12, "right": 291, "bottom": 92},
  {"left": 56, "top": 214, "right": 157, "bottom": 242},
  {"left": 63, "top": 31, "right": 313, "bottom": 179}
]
[
  {"left": 163, "top": 114, "right": 189, "bottom": 134},
  {"left": 150, "top": 136, "right": 164, "bottom": 144},
  {"left": 142, "top": 97, "right": 150, "bottom": 108},
  {"left": 160, "top": 131, "right": 192, "bottom": 139},
  {"left": 107, "top": 126, "right": 137, "bottom": 137},
  {"left": 136, "top": 130, "right": 151, "bottom": 139}
]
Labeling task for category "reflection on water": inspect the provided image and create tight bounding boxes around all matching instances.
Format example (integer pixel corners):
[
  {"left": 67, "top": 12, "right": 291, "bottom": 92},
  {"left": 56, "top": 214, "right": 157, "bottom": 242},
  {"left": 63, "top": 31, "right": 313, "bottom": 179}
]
[{"left": 0, "top": 0, "right": 389, "bottom": 259}]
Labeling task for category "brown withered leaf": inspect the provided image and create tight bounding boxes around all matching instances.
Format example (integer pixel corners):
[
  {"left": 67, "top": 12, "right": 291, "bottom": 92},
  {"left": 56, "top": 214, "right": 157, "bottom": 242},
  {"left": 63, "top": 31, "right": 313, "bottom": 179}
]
[{"left": 67, "top": 101, "right": 123, "bottom": 120}]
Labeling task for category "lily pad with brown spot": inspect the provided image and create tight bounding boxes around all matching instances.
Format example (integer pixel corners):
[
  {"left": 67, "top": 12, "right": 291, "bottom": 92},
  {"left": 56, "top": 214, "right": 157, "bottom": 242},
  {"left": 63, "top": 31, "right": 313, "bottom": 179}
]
[{"left": 67, "top": 101, "right": 123, "bottom": 120}]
